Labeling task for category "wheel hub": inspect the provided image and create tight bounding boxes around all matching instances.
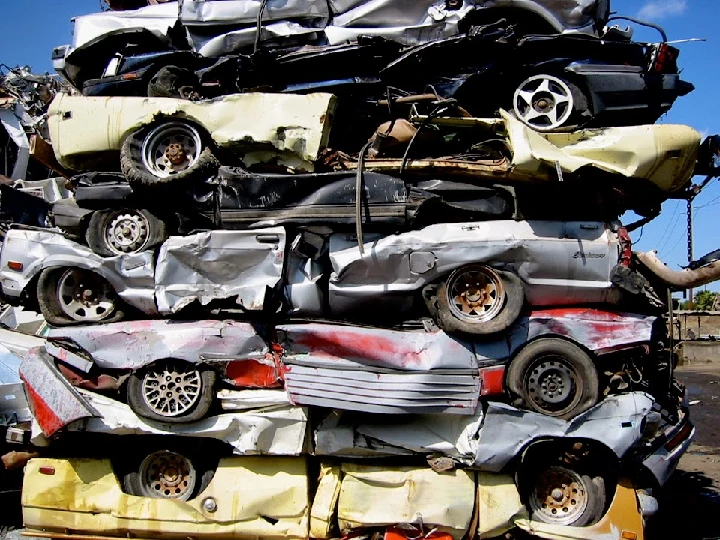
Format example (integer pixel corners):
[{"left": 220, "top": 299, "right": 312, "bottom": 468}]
[
  {"left": 446, "top": 266, "right": 505, "bottom": 323},
  {"left": 106, "top": 212, "right": 150, "bottom": 254},
  {"left": 165, "top": 143, "right": 188, "bottom": 165},
  {"left": 141, "top": 451, "right": 196, "bottom": 500},
  {"left": 527, "top": 358, "right": 577, "bottom": 409},
  {"left": 141, "top": 122, "right": 203, "bottom": 178},
  {"left": 57, "top": 269, "right": 116, "bottom": 322},
  {"left": 514, "top": 74, "right": 574, "bottom": 131},
  {"left": 530, "top": 466, "right": 589, "bottom": 525},
  {"left": 141, "top": 362, "right": 202, "bottom": 417}
]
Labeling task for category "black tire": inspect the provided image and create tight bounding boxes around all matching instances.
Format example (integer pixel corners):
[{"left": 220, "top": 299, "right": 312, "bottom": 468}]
[
  {"left": 122, "top": 449, "right": 216, "bottom": 501},
  {"left": 36, "top": 267, "right": 126, "bottom": 327},
  {"left": 120, "top": 120, "right": 219, "bottom": 189},
  {"left": 147, "top": 66, "right": 201, "bottom": 100},
  {"left": 512, "top": 73, "right": 592, "bottom": 132},
  {"left": 425, "top": 266, "right": 524, "bottom": 336},
  {"left": 523, "top": 464, "right": 607, "bottom": 527},
  {"left": 126, "top": 360, "right": 216, "bottom": 423},
  {"left": 506, "top": 338, "right": 599, "bottom": 419},
  {"left": 86, "top": 208, "right": 168, "bottom": 257}
]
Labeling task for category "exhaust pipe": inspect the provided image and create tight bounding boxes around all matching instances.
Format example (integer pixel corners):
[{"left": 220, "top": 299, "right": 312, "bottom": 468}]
[{"left": 637, "top": 251, "right": 720, "bottom": 289}]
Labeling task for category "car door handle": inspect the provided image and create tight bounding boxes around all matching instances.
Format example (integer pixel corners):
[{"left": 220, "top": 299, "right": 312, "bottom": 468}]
[{"left": 256, "top": 234, "right": 280, "bottom": 244}]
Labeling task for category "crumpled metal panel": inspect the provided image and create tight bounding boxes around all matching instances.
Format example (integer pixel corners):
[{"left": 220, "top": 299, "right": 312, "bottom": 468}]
[
  {"left": 327, "top": 220, "right": 619, "bottom": 311},
  {"left": 474, "top": 393, "right": 655, "bottom": 470},
  {"left": 278, "top": 323, "right": 478, "bottom": 371},
  {"left": 0, "top": 227, "right": 157, "bottom": 314},
  {"left": 279, "top": 324, "right": 480, "bottom": 414},
  {"left": 23, "top": 456, "right": 310, "bottom": 540},
  {"left": 155, "top": 229, "right": 286, "bottom": 313},
  {"left": 19, "top": 348, "right": 98, "bottom": 437},
  {"left": 0, "top": 345, "right": 31, "bottom": 424},
  {"left": 314, "top": 392, "right": 655, "bottom": 472},
  {"left": 507, "top": 112, "right": 702, "bottom": 194},
  {"left": 284, "top": 365, "right": 479, "bottom": 414},
  {"left": 48, "top": 92, "right": 336, "bottom": 172},
  {"left": 71, "top": 2, "right": 179, "bottom": 50},
  {"left": 48, "top": 319, "right": 268, "bottom": 370},
  {"left": 337, "top": 464, "right": 475, "bottom": 540},
  {"left": 70, "top": 389, "right": 307, "bottom": 456}
]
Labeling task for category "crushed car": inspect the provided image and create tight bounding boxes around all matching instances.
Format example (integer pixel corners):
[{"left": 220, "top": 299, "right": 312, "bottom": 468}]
[
  {"left": 0, "top": 220, "right": 655, "bottom": 332},
  {"left": 51, "top": 1, "right": 692, "bottom": 133},
  {"left": 15, "top": 311, "right": 669, "bottom": 423}
]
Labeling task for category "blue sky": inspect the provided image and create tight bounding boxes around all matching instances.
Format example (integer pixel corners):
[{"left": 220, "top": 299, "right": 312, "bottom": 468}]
[{"left": 0, "top": 0, "right": 719, "bottom": 287}]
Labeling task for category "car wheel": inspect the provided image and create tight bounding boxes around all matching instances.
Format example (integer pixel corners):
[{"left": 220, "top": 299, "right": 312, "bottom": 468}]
[
  {"left": 126, "top": 360, "right": 216, "bottom": 423},
  {"left": 428, "top": 265, "right": 524, "bottom": 336},
  {"left": 86, "top": 208, "right": 167, "bottom": 256},
  {"left": 506, "top": 338, "right": 599, "bottom": 419},
  {"left": 525, "top": 465, "right": 606, "bottom": 527},
  {"left": 36, "top": 267, "right": 125, "bottom": 326},
  {"left": 512, "top": 74, "right": 591, "bottom": 131},
  {"left": 120, "top": 120, "right": 219, "bottom": 188},
  {"left": 123, "top": 449, "right": 215, "bottom": 501}
]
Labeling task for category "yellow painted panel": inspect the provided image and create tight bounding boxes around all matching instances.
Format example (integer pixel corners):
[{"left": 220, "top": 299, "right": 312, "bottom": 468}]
[{"left": 337, "top": 464, "right": 475, "bottom": 540}]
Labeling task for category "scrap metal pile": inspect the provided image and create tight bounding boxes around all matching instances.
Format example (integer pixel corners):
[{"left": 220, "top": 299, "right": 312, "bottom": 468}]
[{"left": 2, "top": 1, "right": 720, "bottom": 539}]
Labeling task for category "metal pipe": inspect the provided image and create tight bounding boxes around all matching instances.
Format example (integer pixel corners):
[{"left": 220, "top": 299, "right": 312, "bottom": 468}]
[{"left": 637, "top": 251, "right": 720, "bottom": 290}]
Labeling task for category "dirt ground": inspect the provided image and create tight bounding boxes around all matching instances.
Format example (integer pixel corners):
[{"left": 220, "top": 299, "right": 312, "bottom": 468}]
[{"left": 646, "top": 362, "right": 720, "bottom": 540}]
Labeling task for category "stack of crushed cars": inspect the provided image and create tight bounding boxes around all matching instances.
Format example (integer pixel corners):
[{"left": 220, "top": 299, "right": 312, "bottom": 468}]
[{"left": 2, "top": 1, "right": 720, "bottom": 539}]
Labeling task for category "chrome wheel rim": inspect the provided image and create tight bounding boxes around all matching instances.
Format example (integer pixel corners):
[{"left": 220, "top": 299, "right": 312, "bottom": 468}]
[
  {"left": 525, "top": 356, "right": 580, "bottom": 415},
  {"left": 514, "top": 74, "right": 574, "bottom": 131},
  {"left": 141, "top": 122, "right": 202, "bottom": 178},
  {"left": 141, "top": 361, "right": 202, "bottom": 417},
  {"left": 529, "top": 466, "right": 589, "bottom": 525},
  {"left": 105, "top": 210, "right": 150, "bottom": 254},
  {"left": 56, "top": 268, "right": 116, "bottom": 322},
  {"left": 139, "top": 450, "right": 197, "bottom": 500},
  {"left": 445, "top": 265, "right": 505, "bottom": 323}
]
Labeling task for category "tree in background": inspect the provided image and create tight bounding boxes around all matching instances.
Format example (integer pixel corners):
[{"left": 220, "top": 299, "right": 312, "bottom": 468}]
[{"left": 693, "top": 290, "right": 718, "bottom": 311}]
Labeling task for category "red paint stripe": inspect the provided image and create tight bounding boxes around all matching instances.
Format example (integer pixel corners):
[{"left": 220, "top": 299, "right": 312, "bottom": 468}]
[{"left": 20, "top": 375, "right": 65, "bottom": 437}]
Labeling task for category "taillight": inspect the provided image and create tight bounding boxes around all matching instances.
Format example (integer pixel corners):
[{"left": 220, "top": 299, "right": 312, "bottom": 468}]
[
  {"left": 39, "top": 466, "right": 55, "bottom": 475},
  {"left": 651, "top": 43, "right": 676, "bottom": 73},
  {"left": 617, "top": 227, "right": 632, "bottom": 267}
]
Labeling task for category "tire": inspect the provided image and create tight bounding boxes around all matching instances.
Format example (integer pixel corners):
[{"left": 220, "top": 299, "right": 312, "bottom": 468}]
[
  {"left": 147, "top": 66, "right": 201, "bottom": 100},
  {"left": 512, "top": 73, "right": 592, "bottom": 131},
  {"left": 86, "top": 208, "right": 168, "bottom": 257},
  {"left": 425, "top": 265, "right": 524, "bottom": 336},
  {"left": 524, "top": 464, "right": 606, "bottom": 527},
  {"left": 126, "top": 360, "right": 216, "bottom": 423},
  {"left": 120, "top": 120, "right": 219, "bottom": 189},
  {"left": 506, "top": 338, "right": 600, "bottom": 419},
  {"left": 36, "top": 267, "right": 126, "bottom": 327},
  {"left": 122, "top": 449, "right": 215, "bottom": 501}
]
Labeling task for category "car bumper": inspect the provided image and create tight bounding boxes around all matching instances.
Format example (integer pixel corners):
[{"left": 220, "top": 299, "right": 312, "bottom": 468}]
[
  {"left": 641, "top": 417, "right": 695, "bottom": 486},
  {"left": 567, "top": 63, "right": 693, "bottom": 121}
]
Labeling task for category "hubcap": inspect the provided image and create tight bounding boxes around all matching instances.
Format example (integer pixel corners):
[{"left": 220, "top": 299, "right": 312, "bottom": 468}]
[
  {"left": 141, "top": 361, "right": 202, "bottom": 417},
  {"left": 526, "top": 357, "right": 580, "bottom": 415},
  {"left": 57, "top": 268, "right": 116, "bottom": 322},
  {"left": 105, "top": 211, "right": 151, "bottom": 254},
  {"left": 514, "top": 74, "right": 574, "bottom": 131},
  {"left": 446, "top": 265, "right": 506, "bottom": 323},
  {"left": 140, "top": 451, "right": 197, "bottom": 500},
  {"left": 529, "top": 466, "right": 589, "bottom": 525},
  {"left": 142, "top": 122, "right": 202, "bottom": 178}
]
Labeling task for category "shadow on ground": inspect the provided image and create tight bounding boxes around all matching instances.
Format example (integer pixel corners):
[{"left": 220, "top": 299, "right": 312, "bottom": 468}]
[{"left": 648, "top": 468, "right": 720, "bottom": 540}]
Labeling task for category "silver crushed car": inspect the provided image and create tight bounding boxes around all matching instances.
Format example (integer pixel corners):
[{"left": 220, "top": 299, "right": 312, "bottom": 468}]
[{"left": 0, "top": 220, "right": 628, "bottom": 335}]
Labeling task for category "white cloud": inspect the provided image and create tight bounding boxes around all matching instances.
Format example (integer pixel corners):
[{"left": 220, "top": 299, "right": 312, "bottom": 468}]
[{"left": 637, "top": 0, "right": 688, "bottom": 20}]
